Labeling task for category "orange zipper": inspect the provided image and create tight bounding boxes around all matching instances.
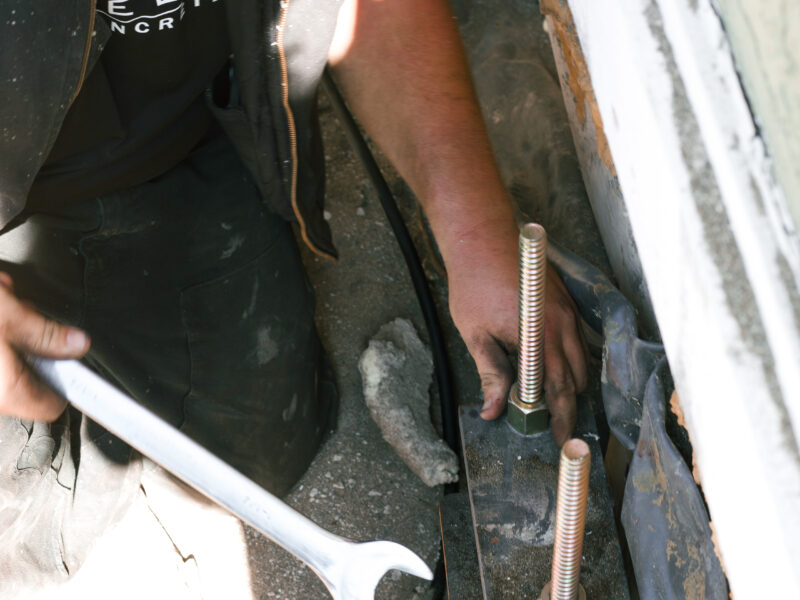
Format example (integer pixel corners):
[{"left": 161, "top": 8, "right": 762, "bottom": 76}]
[
  {"left": 276, "top": 0, "right": 335, "bottom": 261},
  {"left": 70, "top": 0, "right": 97, "bottom": 108}
]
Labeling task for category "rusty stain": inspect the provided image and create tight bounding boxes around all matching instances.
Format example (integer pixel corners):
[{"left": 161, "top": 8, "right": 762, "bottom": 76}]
[
  {"left": 668, "top": 391, "right": 686, "bottom": 429},
  {"left": 631, "top": 439, "right": 666, "bottom": 510},
  {"left": 690, "top": 455, "right": 702, "bottom": 486},
  {"left": 665, "top": 539, "right": 684, "bottom": 569},
  {"left": 683, "top": 544, "right": 706, "bottom": 600},
  {"left": 662, "top": 466, "right": 706, "bottom": 599},
  {"left": 540, "top": 0, "right": 618, "bottom": 176},
  {"left": 635, "top": 420, "right": 677, "bottom": 536},
  {"left": 669, "top": 391, "right": 704, "bottom": 486},
  {"left": 676, "top": 534, "right": 706, "bottom": 599},
  {"left": 636, "top": 390, "right": 724, "bottom": 597}
]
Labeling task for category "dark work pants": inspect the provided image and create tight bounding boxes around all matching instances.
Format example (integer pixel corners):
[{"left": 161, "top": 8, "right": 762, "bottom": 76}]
[{"left": 0, "top": 132, "right": 337, "bottom": 588}]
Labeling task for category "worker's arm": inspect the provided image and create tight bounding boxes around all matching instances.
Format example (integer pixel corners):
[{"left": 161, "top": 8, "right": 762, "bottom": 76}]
[{"left": 329, "top": 0, "right": 587, "bottom": 444}]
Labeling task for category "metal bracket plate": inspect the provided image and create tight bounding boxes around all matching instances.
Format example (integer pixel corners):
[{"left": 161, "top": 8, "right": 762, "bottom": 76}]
[{"left": 459, "top": 402, "right": 629, "bottom": 599}]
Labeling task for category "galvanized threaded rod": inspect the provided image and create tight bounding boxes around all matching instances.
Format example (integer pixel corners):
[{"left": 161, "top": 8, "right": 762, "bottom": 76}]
[
  {"left": 518, "top": 223, "right": 547, "bottom": 405},
  {"left": 549, "top": 439, "right": 591, "bottom": 600}
]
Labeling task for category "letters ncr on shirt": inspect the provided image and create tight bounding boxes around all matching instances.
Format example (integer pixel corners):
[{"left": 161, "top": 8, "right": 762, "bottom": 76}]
[{"left": 99, "top": 0, "right": 220, "bottom": 35}]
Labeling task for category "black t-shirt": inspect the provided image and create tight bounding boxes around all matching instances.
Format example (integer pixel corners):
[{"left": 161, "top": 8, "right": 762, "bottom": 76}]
[{"left": 28, "top": 0, "right": 230, "bottom": 209}]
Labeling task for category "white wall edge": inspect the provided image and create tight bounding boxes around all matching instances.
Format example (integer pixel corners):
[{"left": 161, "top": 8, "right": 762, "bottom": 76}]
[{"left": 567, "top": 1, "right": 800, "bottom": 597}]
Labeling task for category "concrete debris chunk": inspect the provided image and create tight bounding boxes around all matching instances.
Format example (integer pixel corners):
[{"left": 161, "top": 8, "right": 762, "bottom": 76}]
[{"left": 358, "top": 318, "right": 459, "bottom": 486}]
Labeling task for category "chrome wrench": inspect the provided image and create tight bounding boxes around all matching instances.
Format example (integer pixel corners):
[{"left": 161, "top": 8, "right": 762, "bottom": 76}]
[{"left": 31, "top": 358, "right": 433, "bottom": 600}]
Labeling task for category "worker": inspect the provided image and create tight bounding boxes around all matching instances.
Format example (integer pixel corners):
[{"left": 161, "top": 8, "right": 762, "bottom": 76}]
[{"left": 0, "top": 0, "right": 587, "bottom": 587}]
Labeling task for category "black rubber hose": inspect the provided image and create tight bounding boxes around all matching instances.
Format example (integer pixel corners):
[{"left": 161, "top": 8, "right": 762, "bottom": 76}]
[{"left": 321, "top": 69, "right": 459, "bottom": 458}]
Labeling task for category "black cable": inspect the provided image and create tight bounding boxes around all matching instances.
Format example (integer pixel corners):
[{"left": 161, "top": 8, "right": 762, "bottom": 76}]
[{"left": 321, "top": 69, "right": 459, "bottom": 462}]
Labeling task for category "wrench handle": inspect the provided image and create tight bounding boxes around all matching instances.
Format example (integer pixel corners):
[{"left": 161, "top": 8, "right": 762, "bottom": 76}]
[{"left": 31, "top": 358, "right": 347, "bottom": 593}]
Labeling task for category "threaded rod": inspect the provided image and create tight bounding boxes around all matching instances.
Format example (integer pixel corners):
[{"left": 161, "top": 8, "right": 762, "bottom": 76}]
[
  {"left": 550, "top": 439, "right": 591, "bottom": 600},
  {"left": 518, "top": 223, "right": 547, "bottom": 405}
]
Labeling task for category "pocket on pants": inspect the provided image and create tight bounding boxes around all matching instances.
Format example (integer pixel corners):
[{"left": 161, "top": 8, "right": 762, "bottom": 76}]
[{"left": 179, "top": 226, "right": 333, "bottom": 496}]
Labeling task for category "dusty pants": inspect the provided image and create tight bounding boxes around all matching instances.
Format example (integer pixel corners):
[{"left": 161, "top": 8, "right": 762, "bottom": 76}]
[{"left": 0, "top": 132, "right": 337, "bottom": 592}]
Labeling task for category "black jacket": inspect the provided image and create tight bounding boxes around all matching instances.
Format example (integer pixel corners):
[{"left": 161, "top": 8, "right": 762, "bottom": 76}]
[{"left": 0, "top": 0, "right": 340, "bottom": 259}]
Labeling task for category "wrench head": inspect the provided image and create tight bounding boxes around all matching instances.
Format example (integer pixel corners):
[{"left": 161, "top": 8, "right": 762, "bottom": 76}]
[{"left": 329, "top": 540, "right": 433, "bottom": 600}]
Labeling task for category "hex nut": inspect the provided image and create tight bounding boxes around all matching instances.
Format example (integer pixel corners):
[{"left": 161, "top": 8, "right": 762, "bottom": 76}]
[
  {"left": 539, "top": 582, "right": 586, "bottom": 600},
  {"left": 507, "top": 382, "right": 549, "bottom": 435}
]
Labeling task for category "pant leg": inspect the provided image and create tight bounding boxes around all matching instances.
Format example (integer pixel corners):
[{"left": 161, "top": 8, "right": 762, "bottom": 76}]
[
  {"left": 0, "top": 204, "right": 142, "bottom": 590},
  {"left": 0, "top": 131, "right": 337, "bottom": 589},
  {"left": 79, "top": 132, "right": 337, "bottom": 494}
]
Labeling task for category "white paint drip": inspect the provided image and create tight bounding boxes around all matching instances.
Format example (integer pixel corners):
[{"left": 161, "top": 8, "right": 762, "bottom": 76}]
[
  {"left": 220, "top": 235, "right": 245, "bottom": 259},
  {"left": 255, "top": 327, "right": 278, "bottom": 365}
]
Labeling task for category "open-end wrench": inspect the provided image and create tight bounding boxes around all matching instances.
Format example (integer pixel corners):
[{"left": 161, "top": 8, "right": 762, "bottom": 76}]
[{"left": 31, "top": 358, "right": 433, "bottom": 600}]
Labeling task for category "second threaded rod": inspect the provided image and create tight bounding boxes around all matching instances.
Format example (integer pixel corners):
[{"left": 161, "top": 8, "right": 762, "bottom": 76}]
[{"left": 540, "top": 438, "right": 591, "bottom": 600}]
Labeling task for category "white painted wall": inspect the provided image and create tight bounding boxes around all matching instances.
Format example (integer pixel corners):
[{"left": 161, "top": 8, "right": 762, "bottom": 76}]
[
  {"left": 717, "top": 0, "right": 800, "bottom": 232},
  {"left": 565, "top": 0, "right": 800, "bottom": 597}
]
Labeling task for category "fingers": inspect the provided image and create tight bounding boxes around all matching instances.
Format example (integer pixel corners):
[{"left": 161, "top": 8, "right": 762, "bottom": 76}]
[
  {"left": 550, "top": 294, "right": 588, "bottom": 395},
  {"left": 541, "top": 266, "right": 589, "bottom": 446},
  {"left": 0, "top": 273, "right": 90, "bottom": 422},
  {"left": 466, "top": 334, "right": 513, "bottom": 420},
  {"left": 561, "top": 323, "right": 588, "bottom": 393},
  {"left": 543, "top": 331, "right": 579, "bottom": 446},
  {"left": 0, "top": 283, "right": 90, "bottom": 359},
  {"left": 546, "top": 268, "right": 588, "bottom": 388},
  {"left": 0, "top": 343, "right": 67, "bottom": 421}
]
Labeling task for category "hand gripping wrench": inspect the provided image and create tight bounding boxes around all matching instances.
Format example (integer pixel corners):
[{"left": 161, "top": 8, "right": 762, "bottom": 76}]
[{"left": 31, "top": 358, "right": 433, "bottom": 600}]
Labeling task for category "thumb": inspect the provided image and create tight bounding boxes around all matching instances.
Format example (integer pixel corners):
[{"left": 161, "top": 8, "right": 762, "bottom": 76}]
[
  {"left": 465, "top": 335, "right": 513, "bottom": 420},
  {"left": 2, "top": 303, "right": 90, "bottom": 359}
]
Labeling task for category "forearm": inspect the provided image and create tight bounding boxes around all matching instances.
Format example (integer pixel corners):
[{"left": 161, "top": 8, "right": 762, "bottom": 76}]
[
  {"left": 328, "top": 0, "right": 588, "bottom": 440},
  {"left": 328, "top": 0, "right": 517, "bottom": 264}
]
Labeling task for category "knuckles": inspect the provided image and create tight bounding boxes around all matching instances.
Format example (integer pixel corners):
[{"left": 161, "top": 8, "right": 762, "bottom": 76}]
[{"left": 37, "top": 320, "right": 59, "bottom": 352}]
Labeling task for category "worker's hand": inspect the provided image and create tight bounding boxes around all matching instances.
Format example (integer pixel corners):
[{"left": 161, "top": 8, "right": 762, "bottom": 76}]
[
  {"left": 446, "top": 226, "right": 588, "bottom": 446},
  {"left": 0, "top": 273, "right": 90, "bottom": 421},
  {"left": 539, "top": 267, "right": 589, "bottom": 444},
  {"left": 328, "top": 0, "right": 587, "bottom": 444}
]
